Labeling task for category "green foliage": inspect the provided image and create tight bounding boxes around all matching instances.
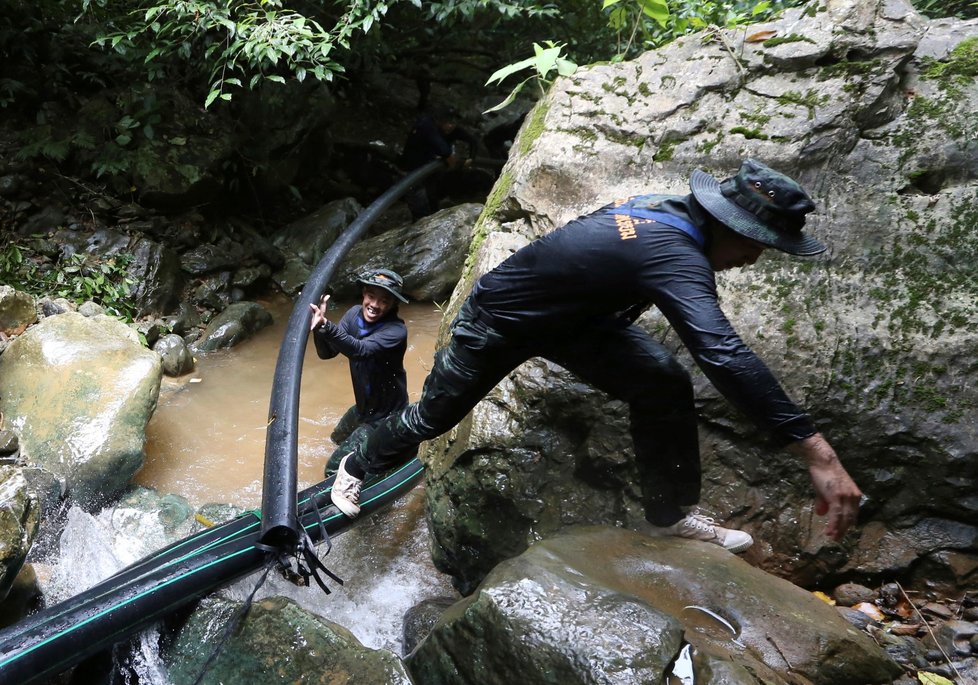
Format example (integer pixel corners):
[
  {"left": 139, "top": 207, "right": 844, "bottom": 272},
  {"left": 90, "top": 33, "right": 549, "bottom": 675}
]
[
  {"left": 0, "top": 238, "right": 138, "bottom": 321},
  {"left": 87, "top": 0, "right": 347, "bottom": 108},
  {"left": 77, "top": 0, "right": 563, "bottom": 107},
  {"left": 423, "top": 0, "right": 559, "bottom": 24},
  {"left": 598, "top": 0, "right": 805, "bottom": 60},
  {"left": 484, "top": 41, "right": 577, "bottom": 112},
  {"left": 909, "top": 0, "right": 978, "bottom": 19}
]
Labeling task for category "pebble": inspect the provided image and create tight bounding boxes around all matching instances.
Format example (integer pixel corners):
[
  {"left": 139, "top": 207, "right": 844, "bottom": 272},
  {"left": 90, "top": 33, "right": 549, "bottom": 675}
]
[{"left": 832, "top": 582, "right": 876, "bottom": 606}]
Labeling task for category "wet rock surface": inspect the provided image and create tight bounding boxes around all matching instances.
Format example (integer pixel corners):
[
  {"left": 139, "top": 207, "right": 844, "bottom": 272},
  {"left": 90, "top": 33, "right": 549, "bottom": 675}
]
[
  {"left": 165, "top": 594, "right": 413, "bottom": 685},
  {"left": 0, "top": 312, "right": 162, "bottom": 514},
  {"left": 408, "top": 527, "right": 901, "bottom": 685}
]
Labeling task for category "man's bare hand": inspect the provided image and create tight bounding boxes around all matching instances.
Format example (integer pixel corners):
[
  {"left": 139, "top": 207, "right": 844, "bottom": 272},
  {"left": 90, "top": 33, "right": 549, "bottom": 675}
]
[
  {"left": 790, "top": 433, "right": 862, "bottom": 540},
  {"left": 308, "top": 294, "right": 330, "bottom": 331}
]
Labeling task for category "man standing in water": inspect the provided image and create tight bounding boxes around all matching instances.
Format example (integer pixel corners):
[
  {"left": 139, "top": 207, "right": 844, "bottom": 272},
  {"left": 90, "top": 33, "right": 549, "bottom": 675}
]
[
  {"left": 309, "top": 269, "right": 409, "bottom": 476},
  {"left": 330, "top": 160, "right": 863, "bottom": 551}
]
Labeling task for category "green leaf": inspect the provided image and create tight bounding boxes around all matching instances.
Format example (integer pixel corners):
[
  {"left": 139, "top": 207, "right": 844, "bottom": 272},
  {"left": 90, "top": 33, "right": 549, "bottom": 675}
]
[
  {"left": 638, "top": 0, "right": 670, "bottom": 26},
  {"left": 485, "top": 55, "right": 538, "bottom": 86},
  {"left": 531, "top": 43, "right": 563, "bottom": 79},
  {"left": 602, "top": 0, "right": 624, "bottom": 7},
  {"left": 205, "top": 90, "right": 221, "bottom": 108},
  {"left": 608, "top": 6, "right": 628, "bottom": 30},
  {"left": 752, "top": 1, "right": 771, "bottom": 14},
  {"left": 556, "top": 57, "right": 577, "bottom": 77},
  {"left": 483, "top": 77, "right": 531, "bottom": 114}
]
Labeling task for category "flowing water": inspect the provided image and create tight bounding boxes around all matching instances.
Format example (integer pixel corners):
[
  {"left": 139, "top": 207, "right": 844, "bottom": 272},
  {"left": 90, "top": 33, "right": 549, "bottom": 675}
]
[
  {"left": 41, "top": 294, "right": 457, "bottom": 681},
  {"left": 137, "top": 294, "right": 443, "bottom": 508}
]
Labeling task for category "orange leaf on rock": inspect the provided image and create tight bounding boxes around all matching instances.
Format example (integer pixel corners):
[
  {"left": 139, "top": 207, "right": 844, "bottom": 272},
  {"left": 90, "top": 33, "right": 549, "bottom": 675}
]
[
  {"left": 746, "top": 30, "right": 778, "bottom": 43},
  {"left": 854, "top": 602, "right": 885, "bottom": 621}
]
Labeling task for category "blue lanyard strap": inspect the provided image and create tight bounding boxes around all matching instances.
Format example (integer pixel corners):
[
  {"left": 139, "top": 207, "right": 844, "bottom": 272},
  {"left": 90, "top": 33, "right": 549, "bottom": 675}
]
[{"left": 612, "top": 207, "right": 706, "bottom": 248}]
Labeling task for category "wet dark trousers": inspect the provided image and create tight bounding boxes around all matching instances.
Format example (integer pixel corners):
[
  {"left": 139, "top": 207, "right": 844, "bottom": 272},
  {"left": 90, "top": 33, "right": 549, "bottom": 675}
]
[{"left": 351, "top": 299, "right": 701, "bottom": 526}]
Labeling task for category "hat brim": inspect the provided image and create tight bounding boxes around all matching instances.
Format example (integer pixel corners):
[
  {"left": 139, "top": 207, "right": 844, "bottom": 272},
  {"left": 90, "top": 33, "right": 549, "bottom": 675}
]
[
  {"left": 358, "top": 279, "right": 409, "bottom": 303},
  {"left": 690, "top": 169, "right": 826, "bottom": 256}
]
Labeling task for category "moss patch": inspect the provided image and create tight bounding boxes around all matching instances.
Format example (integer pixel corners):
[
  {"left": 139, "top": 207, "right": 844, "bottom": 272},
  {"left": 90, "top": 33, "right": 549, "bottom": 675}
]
[
  {"left": 763, "top": 33, "right": 815, "bottom": 48},
  {"left": 517, "top": 101, "right": 551, "bottom": 157},
  {"left": 921, "top": 35, "right": 978, "bottom": 95}
]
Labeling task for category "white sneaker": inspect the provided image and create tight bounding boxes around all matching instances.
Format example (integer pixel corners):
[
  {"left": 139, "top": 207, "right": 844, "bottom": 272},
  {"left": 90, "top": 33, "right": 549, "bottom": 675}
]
[
  {"left": 650, "top": 513, "right": 753, "bottom": 553},
  {"left": 330, "top": 455, "right": 363, "bottom": 518}
]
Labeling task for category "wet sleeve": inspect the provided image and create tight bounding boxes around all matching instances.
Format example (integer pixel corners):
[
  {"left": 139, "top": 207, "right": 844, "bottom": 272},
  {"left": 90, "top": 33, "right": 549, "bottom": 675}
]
[
  {"left": 323, "top": 311, "right": 407, "bottom": 360},
  {"left": 644, "top": 247, "right": 817, "bottom": 443},
  {"left": 418, "top": 119, "right": 453, "bottom": 159},
  {"left": 312, "top": 322, "right": 340, "bottom": 359}
]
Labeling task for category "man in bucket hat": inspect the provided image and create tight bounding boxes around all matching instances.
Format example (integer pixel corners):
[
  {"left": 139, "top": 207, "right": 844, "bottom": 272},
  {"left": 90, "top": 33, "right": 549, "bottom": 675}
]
[
  {"left": 309, "top": 269, "right": 409, "bottom": 475},
  {"left": 330, "top": 160, "right": 862, "bottom": 553}
]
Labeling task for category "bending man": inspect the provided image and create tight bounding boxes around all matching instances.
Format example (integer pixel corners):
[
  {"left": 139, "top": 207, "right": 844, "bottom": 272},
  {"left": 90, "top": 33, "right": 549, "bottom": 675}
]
[
  {"left": 331, "top": 160, "right": 863, "bottom": 552},
  {"left": 309, "top": 269, "right": 409, "bottom": 475}
]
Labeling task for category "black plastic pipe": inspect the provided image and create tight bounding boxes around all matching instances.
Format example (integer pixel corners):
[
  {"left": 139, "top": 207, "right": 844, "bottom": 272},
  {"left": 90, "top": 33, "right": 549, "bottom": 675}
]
[
  {"left": 259, "top": 160, "right": 442, "bottom": 549},
  {"left": 0, "top": 460, "right": 424, "bottom": 685}
]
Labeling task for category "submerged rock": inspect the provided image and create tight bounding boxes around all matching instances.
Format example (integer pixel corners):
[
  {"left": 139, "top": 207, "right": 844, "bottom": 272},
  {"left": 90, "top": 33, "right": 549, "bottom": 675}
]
[
  {"left": 166, "top": 594, "right": 412, "bottom": 685},
  {"left": 191, "top": 301, "right": 273, "bottom": 352}
]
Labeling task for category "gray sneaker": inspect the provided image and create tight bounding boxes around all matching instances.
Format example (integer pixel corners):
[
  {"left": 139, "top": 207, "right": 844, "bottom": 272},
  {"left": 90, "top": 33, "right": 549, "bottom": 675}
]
[
  {"left": 650, "top": 513, "right": 753, "bottom": 553},
  {"left": 330, "top": 455, "right": 363, "bottom": 518}
]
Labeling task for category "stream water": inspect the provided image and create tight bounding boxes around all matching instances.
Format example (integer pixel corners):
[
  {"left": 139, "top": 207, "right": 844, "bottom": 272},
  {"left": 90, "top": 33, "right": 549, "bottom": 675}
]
[{"left": 39, "top": 294, "right": 458, "bottom": 681}]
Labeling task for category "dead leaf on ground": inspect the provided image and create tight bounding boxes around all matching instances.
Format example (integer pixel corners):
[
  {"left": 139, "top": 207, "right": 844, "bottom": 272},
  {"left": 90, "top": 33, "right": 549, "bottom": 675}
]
[
  {"left": 854, "top": 602, "right": 885, "bottom": 621},
  {"left": 746, "top": 30, "right": 778, "bottom": 43},
  {"left": 888, "top": 622, "right": 921, "bottom": 636},
  {"left": 812, "top": 591, "right": 835, "bottom": 605}
]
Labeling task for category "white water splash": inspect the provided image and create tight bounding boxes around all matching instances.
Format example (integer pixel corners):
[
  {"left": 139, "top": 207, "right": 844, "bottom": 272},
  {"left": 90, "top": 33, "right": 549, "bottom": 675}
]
[
  {"left": 37, "top": 504, "right": 179, "bottom": 685},
  {"left": 246, "top": 484, "right": 457, "bottom": 655}
]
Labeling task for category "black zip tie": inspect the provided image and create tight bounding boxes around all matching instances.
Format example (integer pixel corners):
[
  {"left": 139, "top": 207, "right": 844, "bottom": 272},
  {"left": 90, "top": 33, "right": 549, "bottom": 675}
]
[{"left": 296, "top": 527, "right": 344, "bottom": 595}]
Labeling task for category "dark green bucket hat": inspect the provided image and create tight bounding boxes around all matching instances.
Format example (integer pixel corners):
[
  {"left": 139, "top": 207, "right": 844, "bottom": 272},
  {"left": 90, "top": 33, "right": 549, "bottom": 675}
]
[
  {"left": 357, "top": 268, "right": 408, "bottom": 303},
  {"left": 690, "top": 159, "right": 826, "bottom": 256}
]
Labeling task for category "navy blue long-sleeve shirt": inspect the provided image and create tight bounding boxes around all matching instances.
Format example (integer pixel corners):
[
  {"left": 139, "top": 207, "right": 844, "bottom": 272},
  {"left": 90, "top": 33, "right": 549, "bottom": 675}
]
[
  {"left": 399, "top": 113, "right": 478, "bottom": 170},
  {"left": 472, "top": 193, "right": 817, "bottom": 445},
  {"left": 313, "top": 306, "right": 408, "bottom": 425}
]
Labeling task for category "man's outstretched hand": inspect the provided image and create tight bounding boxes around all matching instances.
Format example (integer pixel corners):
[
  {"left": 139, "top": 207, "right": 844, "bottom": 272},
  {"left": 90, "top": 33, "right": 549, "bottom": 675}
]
[
  {"left": 790, "top": 433, "right": 863, "bottom": 540},
  {"left": 309, "top": 294, "right": 330, "bottom": 331}
]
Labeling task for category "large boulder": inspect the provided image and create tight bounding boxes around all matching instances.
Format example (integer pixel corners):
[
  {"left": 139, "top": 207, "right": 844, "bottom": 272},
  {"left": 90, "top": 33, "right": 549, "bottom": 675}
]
[
  {"left": 408, "top": 527, "right": 901, "bottom": 685},
  {"left": 331, "top": 203, "right": 483, "bottom": 302},
  {"left": 271, "top": 198, "right": 363, "bottom": 295},
  {"left": 420, "top": 0, "right": 978, "bottom": 594},
  {"left": 0, "top": 312, "right": 162, "bottom": 511}
]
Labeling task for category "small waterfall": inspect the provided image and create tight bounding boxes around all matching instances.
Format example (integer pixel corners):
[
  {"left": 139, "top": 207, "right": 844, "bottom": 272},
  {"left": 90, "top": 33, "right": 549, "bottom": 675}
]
[
  {"left": 251, "top": 484, "right": 455, "bottom": 654},
  {"left": 38, "top": 507, "right": 176, "bottom": 684},
  {"left": 37, "top": 481, "right": 454, "bottom": 682}
]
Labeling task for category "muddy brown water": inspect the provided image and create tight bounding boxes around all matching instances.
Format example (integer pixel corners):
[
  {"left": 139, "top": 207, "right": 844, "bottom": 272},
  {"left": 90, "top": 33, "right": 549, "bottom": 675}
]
[{"left": 136, "top": 295, "right": 443, "bottom": 509}]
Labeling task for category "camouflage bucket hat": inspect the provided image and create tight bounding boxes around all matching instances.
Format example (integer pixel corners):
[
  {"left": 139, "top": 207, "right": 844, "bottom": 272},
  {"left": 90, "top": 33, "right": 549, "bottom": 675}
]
[
  {"left": 357, "top": 269, "right": 408, "bottom": 303},
  {"left": 690, "top": 159, "right": 826, "bottom": 256}
]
